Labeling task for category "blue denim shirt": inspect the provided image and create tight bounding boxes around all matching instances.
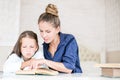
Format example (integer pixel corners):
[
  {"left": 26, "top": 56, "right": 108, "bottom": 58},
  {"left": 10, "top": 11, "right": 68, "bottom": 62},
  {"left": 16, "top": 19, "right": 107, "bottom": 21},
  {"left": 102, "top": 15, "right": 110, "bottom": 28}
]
[{"left": 43, "top": 32, "right": 82, "bottom": 73}]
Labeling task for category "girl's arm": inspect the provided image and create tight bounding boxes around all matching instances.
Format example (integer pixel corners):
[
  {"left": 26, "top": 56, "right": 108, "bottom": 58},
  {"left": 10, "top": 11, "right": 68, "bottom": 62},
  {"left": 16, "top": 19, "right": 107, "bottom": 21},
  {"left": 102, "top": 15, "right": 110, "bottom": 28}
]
[
  {"left": 21, "top": 50, "right": 45, "bottom": 70},
  {"left": 20, "top": 60, "right": 31, "bottom": 70}
]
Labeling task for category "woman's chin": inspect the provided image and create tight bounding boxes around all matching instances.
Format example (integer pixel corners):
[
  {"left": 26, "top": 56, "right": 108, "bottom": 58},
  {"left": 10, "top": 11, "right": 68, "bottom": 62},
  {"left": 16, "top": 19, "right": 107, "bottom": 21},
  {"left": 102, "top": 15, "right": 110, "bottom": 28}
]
[{"left": 44, "top": 41, "right": 50, "bottom": 44}]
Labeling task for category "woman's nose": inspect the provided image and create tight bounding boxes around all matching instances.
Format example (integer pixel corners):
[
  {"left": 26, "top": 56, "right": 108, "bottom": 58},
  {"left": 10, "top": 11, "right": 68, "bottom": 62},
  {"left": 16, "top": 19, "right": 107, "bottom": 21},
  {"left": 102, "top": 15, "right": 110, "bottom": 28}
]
[{"left": 42, "top": 33, "right": 47, "bottom": 38}]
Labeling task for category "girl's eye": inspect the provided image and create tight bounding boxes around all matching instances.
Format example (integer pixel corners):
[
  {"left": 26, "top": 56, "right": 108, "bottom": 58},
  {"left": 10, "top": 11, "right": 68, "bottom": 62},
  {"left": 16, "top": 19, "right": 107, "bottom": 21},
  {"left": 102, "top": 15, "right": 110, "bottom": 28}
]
[
  {"left": 30, "top": 46, "right": 34, "bottom": 48},
  {"left": 22, "top": 46, "right": 27, "bottom": 48},
  {"left": 22, "top": 46, "right": 34, "bottom": 48}
]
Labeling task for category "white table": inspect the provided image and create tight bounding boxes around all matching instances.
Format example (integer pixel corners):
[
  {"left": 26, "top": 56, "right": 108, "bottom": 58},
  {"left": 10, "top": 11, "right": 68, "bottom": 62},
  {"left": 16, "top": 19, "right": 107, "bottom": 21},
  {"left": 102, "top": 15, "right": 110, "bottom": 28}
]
[{"left": 0, "top": 71, "right": 120, "bottom": 80}]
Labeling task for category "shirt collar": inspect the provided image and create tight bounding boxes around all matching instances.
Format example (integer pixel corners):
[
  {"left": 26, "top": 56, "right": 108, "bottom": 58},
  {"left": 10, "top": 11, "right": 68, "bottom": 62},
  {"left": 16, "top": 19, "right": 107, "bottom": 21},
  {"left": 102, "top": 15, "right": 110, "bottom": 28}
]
[
  {"left": 59, "top": 32, "right": 66, "bottom": 46},
  {"left": 42, "top": 32, "right": 66, "bottom": 47}
]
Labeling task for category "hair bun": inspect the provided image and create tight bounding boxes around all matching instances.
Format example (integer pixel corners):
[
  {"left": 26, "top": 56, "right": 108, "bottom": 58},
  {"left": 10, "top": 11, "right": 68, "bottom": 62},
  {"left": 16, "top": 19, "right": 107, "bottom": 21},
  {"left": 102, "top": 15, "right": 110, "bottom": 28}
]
[{"left": 46, "top": 4, "right": 58, "bottom": 16}]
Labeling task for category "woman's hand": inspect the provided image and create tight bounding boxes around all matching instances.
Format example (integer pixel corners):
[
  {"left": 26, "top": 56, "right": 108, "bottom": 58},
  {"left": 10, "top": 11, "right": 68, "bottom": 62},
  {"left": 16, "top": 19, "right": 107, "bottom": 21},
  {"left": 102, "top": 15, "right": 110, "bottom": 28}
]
[{"left": 29, "top": 58, "right": 46, "bottom": 69}]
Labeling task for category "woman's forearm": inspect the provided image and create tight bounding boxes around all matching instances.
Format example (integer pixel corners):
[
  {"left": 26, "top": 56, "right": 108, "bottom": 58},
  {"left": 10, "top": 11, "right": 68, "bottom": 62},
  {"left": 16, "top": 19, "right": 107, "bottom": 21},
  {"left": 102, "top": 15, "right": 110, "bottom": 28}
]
[{"left": 44, "top": 59, "right": 72, "bottom": 73}]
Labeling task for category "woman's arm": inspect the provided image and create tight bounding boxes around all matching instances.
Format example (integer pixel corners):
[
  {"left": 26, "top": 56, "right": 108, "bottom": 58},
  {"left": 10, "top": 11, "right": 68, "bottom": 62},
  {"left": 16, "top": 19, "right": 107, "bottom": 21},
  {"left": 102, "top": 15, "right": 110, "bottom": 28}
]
[
  {"left": 44, "top": 59, "right": 72, "bottom": 73},
  {"left": 30, "top": 59, "right": 72, "bottom": 73}
]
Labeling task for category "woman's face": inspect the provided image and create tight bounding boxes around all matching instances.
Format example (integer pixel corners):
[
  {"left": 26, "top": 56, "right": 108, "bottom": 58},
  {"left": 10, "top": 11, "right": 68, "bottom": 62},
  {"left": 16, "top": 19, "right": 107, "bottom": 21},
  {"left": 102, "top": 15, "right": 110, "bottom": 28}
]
[
  {"left": 39, "top": 21, "right": 60, "bottom": 43},
  {"left": 21, "top": 37, "right": 38, "bottom": 61}
]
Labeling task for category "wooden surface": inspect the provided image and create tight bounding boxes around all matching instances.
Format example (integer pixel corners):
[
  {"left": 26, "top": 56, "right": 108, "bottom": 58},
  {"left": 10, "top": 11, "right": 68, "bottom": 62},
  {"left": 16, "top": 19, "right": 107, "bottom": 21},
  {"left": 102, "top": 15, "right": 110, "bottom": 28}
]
[{"left": 95, "top": 63, "right": 120, "bottom": 68}]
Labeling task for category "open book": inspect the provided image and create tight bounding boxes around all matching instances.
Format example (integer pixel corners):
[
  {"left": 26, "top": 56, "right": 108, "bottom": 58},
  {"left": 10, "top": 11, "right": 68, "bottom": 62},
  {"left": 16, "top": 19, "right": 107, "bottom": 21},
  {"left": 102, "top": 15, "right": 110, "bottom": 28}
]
[{"left": 16, "top": 68, "right": 59, "bottom": 76}]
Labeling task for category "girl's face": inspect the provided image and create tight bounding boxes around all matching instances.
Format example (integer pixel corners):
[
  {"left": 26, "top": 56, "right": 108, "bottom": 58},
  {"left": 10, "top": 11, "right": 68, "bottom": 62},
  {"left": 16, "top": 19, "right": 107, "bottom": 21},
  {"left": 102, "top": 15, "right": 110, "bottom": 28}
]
[
  {"left": 39, "top": 21, "right": 60, "bottom": 43},
  {"left": 21, "top": 37, "right": 38, "bottom": 61}
]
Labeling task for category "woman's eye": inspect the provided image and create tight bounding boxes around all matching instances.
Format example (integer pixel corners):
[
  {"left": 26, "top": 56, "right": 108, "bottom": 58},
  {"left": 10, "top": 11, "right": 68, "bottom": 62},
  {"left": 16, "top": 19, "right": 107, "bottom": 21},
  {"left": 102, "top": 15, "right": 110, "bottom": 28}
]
[
  {"left": 40, "top": 30, "right": 43, "bottom": 32},
  {"left": 46, "top": 31, "right": 51, "bottom": 33}
]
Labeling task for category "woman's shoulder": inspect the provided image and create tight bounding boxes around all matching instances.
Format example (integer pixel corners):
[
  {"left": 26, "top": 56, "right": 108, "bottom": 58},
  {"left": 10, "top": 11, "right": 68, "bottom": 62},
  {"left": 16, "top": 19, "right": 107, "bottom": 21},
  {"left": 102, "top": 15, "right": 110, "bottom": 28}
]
[
  {"left": 59, "top": 32, "right": 78, "bottom": 46},
  {"left": 60, "top": 32, "right": 75, "bottom": 41}
]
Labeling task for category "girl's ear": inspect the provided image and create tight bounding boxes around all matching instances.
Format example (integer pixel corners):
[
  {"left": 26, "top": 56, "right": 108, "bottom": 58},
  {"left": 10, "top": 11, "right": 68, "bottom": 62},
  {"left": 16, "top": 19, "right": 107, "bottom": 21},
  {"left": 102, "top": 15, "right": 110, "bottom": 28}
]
[
  {"left": 35, "top": 48, "right": 38, "bottom": 53},
  {"left": 35, "top": 46, "right": 39, "bottom": 52},
  {"left": 36, "top": 47, "right": 38, "bottom": 51},
  {"left": 36, "top": 48, "right": 38, "bottom": 51}
]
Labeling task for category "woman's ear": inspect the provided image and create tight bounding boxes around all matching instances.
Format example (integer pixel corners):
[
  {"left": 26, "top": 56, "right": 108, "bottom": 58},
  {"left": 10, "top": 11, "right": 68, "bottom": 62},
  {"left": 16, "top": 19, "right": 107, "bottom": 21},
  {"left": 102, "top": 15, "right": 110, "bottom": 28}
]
[{"left": 56, "top": 26, "right": 60, "bottom": 33}]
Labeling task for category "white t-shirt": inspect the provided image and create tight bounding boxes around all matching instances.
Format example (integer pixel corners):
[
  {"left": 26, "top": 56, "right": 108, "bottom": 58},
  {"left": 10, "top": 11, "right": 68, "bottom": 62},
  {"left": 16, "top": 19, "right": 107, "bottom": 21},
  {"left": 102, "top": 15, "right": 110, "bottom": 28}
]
[{"left": 3, "top": 49, "right": 44, "bottom": 73}]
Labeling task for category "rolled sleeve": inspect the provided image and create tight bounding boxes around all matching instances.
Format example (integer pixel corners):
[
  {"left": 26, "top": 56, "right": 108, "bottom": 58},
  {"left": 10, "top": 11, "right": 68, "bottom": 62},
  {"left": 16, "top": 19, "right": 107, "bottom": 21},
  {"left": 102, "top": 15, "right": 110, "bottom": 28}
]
[{"left": 62, "top": 38, "right": 78, "bottom": 70}]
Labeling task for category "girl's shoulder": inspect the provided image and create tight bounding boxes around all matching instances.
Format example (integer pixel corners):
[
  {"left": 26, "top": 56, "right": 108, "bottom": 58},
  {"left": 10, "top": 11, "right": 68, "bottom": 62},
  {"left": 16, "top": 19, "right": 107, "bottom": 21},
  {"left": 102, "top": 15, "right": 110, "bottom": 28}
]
[
  {"left": 4, "top": 53, "right": 23, "bottom": 64},
  {"left": 7, "top": 53, "right": 22, "bottom": 61},
  {"left": 8, "top": 53, "right": 19, "bottom": 58}
]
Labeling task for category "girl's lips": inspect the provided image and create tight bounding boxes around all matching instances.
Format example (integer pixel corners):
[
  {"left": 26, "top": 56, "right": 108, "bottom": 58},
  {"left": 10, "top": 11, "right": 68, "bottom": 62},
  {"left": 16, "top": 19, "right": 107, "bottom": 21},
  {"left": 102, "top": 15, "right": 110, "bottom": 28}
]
[
  {"left": 44, "top": 38, "right": 48, "bottom": 41},
  {"left": 26, "top": 53, "right": 31, "bottom": 56}
]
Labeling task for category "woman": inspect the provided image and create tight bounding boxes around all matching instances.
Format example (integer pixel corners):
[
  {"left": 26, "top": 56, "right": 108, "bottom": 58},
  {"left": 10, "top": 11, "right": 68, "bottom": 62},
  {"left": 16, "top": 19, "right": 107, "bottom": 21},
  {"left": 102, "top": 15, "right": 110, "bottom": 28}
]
[{"left": 30, "top": 4, "right": 82, "bottom": 73}]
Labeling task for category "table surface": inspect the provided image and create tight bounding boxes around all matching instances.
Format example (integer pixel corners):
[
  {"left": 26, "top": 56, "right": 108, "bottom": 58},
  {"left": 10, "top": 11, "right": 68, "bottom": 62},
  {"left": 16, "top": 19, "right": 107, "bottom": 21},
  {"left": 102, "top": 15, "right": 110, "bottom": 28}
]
[{"left": 0, "top": 71, "right": 120, "bottom": 80}]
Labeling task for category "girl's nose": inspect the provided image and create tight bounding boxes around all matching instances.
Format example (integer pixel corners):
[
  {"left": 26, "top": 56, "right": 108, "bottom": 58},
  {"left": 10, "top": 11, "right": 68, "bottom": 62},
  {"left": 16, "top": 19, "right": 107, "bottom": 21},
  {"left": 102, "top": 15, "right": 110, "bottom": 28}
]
[{"left": 26, "top": 47, "right": 31, "bottom": 51}]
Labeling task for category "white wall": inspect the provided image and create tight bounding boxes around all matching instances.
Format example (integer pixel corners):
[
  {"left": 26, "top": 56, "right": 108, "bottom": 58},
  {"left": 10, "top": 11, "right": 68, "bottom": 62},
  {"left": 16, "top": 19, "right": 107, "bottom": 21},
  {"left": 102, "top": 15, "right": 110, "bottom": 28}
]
[
  {"left": 105, "top": 0, "right": 120, "bottom": 51},
  {"left": 0, "top": 0, "right": 20, "bottom": 71},
  {"left": 0, "top": 0, "right": 20, "bottom": 46}
]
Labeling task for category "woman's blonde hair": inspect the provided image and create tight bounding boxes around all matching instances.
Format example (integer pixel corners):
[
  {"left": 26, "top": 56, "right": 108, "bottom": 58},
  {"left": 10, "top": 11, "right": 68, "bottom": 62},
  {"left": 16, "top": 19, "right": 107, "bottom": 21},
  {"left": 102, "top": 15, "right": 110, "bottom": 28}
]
[{"left": 38, "top": 4, "right": 60, "bottom": 28}]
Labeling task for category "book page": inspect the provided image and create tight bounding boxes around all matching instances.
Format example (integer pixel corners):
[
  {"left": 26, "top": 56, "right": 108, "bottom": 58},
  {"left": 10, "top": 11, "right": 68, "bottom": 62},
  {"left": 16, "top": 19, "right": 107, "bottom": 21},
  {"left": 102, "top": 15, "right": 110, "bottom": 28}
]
[{"left": 16, "top": 68, "right": 59, "bottom": 76}]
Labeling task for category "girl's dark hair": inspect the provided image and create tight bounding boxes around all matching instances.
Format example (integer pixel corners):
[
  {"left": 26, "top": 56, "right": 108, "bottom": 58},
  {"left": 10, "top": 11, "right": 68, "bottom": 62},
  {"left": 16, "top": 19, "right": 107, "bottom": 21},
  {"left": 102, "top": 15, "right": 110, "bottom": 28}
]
[
  {"left": 38, "top": 4, "right": 60, "bottom": 28},
  {"left": 10, "top": 30, "right": 39, "bottom": 57}
]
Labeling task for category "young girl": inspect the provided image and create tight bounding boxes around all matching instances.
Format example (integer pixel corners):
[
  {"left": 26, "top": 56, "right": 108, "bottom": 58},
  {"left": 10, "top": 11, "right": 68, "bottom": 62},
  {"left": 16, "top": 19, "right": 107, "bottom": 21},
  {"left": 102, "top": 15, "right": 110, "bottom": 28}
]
[{"left": 3, "top": 30, "right": 44, "bottom": 73}]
